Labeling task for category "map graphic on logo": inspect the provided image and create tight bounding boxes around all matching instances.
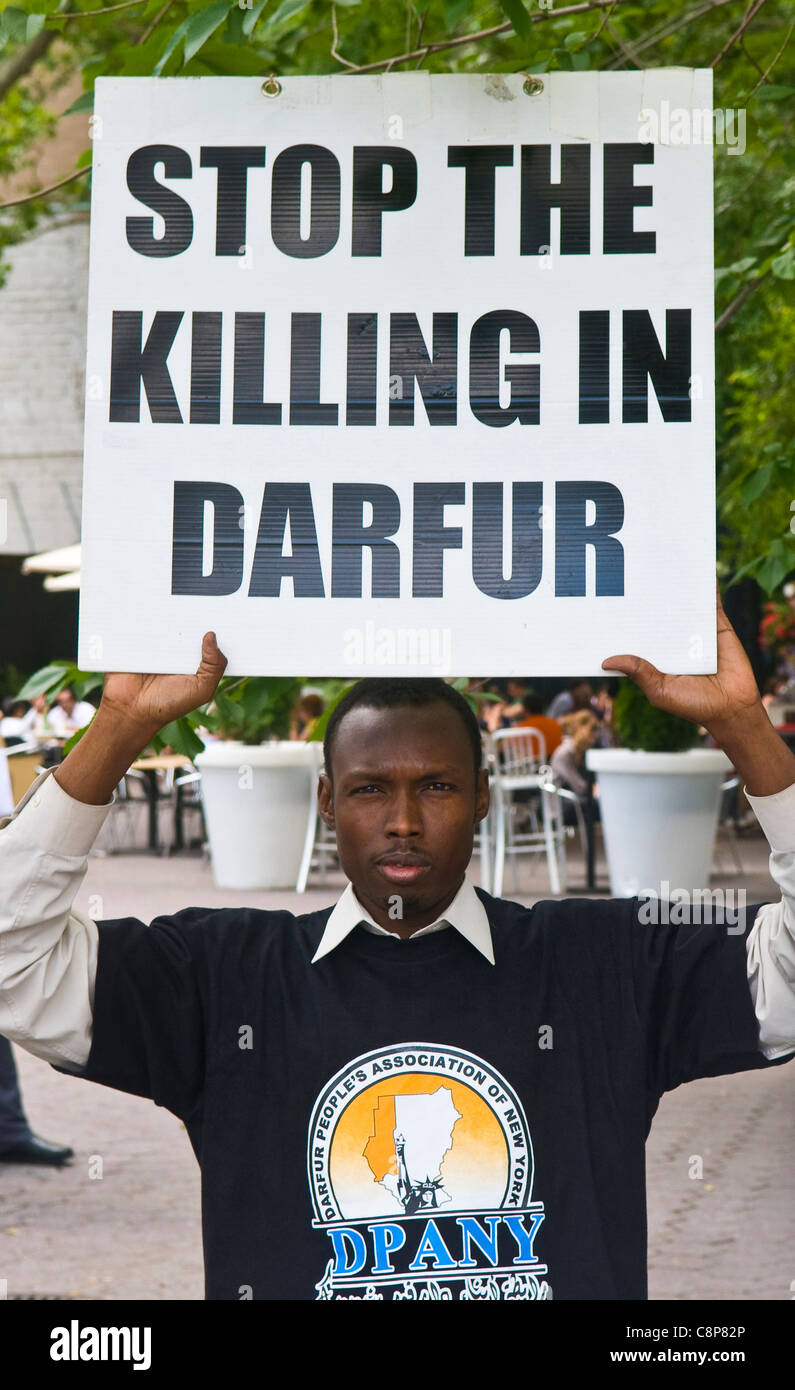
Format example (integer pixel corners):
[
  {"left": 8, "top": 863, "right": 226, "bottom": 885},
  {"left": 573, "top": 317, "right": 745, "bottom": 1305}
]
[
  {"left": 365, "top": 1088, "right": 461, "bottom": 1213},
  {"left": 307, "top": 1043, "right": 551, "bottom": 1300}
]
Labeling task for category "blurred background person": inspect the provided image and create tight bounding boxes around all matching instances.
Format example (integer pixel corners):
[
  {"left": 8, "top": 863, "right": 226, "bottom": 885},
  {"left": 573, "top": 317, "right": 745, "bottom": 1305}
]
[
  {"left": 480, "top": 677, "right": 532, "bottom": 734},
  {"left": 0, "top": 698, "right": 33, "bottom": 746},
  {"left": 547, "top": 679, "right": 593, "bottom": 721},
  {"left": 589, "top": 680, "right": 617, "bottom": 749},
  {"left": 480, "top": 679, "right": 510, "bottom": 734},
  {"left": 28, "top": 693, "right": 57, "bottom": 743},
  {"left": 48, "top": 687, "right": 96, "bottom": 740},
  {"left": 762, "top": 674, "right": 788, "bottom": 712},
  {"left": 0, "top": 1035, "right": 73, "bottom": 1167},
  {"left": 550, "top": 710, "right": 601, "bottom": 825},
  {"left": 516, "top": 691, "right": 564, "bottom": 758},
  {"left": 289, "top": 691, "right": 324, "bottom": 741}
]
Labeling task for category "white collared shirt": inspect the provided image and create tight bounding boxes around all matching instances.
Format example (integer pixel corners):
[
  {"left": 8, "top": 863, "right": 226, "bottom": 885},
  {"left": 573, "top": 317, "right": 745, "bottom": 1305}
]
[
  {"left": 0, "top": 766, "right": 794, "bottom": 1068},
  {"left": 311, "top": 879, "right": 495, "bottom": 965}
]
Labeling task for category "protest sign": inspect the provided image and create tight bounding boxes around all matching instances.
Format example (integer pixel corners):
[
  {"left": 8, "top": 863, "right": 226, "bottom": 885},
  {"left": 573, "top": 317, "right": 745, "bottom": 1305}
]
[{"left": 78, "top": 71, "right": 716, "bottom": 675}]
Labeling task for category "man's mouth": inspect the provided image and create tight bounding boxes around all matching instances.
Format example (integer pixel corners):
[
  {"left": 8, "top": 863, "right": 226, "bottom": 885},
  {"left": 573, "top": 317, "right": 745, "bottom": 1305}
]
[{"left": 375, "top": 854, "right": 432, "bottom": 884}]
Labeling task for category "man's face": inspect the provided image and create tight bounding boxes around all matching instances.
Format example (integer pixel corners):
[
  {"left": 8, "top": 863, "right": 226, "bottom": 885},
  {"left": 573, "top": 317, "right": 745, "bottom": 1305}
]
[
  {"left": 57, "top": 691, "right": 75, "bottom": 714},
  {"left": 318, "top": 701, "right": 489, "bottom": 933}
]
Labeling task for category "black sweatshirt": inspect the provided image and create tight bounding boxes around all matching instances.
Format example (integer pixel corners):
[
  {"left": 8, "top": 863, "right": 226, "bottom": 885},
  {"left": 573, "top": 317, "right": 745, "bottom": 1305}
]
[{"left": 54, "top": 888, "right": 790, "bottom": 1300}]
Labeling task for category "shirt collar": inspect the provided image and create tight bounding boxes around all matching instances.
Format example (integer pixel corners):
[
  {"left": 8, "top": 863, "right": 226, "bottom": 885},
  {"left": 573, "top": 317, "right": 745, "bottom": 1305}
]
[{"left": 310, "top": 879, "right": 494, "bottom": 965}]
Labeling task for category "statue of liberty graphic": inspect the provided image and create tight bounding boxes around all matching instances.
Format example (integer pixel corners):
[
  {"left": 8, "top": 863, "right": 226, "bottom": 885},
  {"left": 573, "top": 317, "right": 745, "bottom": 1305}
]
[{"left": 394, "top": 1132, "right": 447, "bottom": 1214}]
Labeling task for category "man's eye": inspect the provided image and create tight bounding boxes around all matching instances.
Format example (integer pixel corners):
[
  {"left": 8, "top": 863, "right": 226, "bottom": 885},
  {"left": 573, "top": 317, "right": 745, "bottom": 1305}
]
[
  {"left": 427, "top": 782, "right": 454, "bottom": 791},
  {"left": 352, "top": 784, "right": 380, "bottom": 794}
]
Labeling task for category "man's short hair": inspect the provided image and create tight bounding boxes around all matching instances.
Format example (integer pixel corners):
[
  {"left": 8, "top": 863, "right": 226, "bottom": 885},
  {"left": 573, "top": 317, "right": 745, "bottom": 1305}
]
[
  {"left": 323, "top": 679, "right": 483, "bottom": 781},
  {"left": 521, "top": 691, "right": 545, "bottom": 716}
]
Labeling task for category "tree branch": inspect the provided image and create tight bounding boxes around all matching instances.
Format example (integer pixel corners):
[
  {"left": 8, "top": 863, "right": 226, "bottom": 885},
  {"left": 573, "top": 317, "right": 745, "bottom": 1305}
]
[
  {"left": 715, "top": 132, "right": 785, "bottom": 214},
  {"left": 739, "top": 34, "right": 766, "bottom": 77},
  {"left": 0, "top": 166, "right": 90, "bottom": 211},
  {"left": 605, "top": 18, "right": 644, "bottom": 67},
  {"left": 602, "top": 0, "right": 745, "bottom": 70},
  {"left": 747, "top": 17, "right": 794, "bottom": 97},
  {"left": 0, "top": 27, "right": 59, "bottom": 102},
  {"left": 44, "top": 0, "right": 148, "bottom": 17},
  {"left": 137, "top": 0, "right": 175, "bottom": 46},
  {"left": 588, "top": 1, "right": 617, "bottom": 45},
  {"left": 330, "top": 2, "right": 357, "bottom": 70},
  {"left": 341, "top": 0, "right": 628, "bottom": 75},
  {"left": 715, "top": 270, "right": 770, "bottom": 331},
  {"left": 413, "top": 4, "right": 432, "bottom": 69},
  {"left": 710, "top": 0, "right": 768, "bottom": 67}
]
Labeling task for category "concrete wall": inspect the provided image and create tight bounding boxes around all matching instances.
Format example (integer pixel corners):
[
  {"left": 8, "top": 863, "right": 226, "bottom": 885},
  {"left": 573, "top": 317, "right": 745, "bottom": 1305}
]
[{"left": 0, "top": 214, "right": 89, "bottom": 556}]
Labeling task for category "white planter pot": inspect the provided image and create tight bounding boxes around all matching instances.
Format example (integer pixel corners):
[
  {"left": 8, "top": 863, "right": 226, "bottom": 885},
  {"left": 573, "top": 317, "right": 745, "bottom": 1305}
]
[
  {"left": 585, "top": 747, "right": 732, "bottom": 898},
  {"left": 195, "top": 741, "right": 319, "bottom": 890}
]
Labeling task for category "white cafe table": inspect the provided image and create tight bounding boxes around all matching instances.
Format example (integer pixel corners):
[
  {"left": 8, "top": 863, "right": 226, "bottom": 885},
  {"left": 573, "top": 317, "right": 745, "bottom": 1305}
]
[{"left": 0, "top": 747, "right": 14, "bottom": 819}]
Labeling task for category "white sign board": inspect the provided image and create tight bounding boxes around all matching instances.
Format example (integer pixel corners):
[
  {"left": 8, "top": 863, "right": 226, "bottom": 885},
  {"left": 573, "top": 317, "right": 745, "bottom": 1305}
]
[{"left": 79, "top": 71, "right": 716, "bottom": 676}]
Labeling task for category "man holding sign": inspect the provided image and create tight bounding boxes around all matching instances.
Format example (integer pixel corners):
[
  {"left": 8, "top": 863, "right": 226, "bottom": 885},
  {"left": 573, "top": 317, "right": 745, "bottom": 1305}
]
[{"left": 0, "top": 588, "right": 793, "bottom": 1300}]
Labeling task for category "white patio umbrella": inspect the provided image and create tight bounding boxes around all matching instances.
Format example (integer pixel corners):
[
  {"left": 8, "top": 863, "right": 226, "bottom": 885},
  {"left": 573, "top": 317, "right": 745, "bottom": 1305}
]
[
  {"left": 43, "top": 570, "right": 81, "bottom": 592},
  {"left": 21, "top": 543, "right": 82, "bottom": 575}
]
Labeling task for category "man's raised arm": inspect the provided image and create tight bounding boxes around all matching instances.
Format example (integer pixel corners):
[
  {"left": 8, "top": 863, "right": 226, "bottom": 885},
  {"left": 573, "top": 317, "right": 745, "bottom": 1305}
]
[
  {"left": 0, "top": 634, "right": 227, "bottom": 1069},
  {"left": 603, "top": 587, "right": 795, "bottom": 1059}
]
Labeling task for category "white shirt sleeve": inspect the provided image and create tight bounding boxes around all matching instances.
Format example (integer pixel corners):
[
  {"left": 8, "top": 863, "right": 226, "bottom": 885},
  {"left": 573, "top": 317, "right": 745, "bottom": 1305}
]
[
  {"left": 743, "top": 780, "right": 795, "bottom": 1060},
  {"left": 0, "top": 767, "right": 111, "bottom": 1069}
]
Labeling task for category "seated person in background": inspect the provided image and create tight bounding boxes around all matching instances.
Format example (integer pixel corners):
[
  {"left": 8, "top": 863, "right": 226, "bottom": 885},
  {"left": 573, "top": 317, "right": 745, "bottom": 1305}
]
[
  {"left": 289, "top": 693, "right": 324, "bottom": 741},
  {"left": 762, "top": 675, "right": 788, "bottom": 712},
  {"left": 480, "top": 680, "right": 510, "bottom": 734},
  {"left": 481, "top": 678, "right": 532, "bottom": 735},
  {"left": 547, "top": 679, "right": 593, "bottom": 721},
  {"left": 550, "top": 711, "right": 601, "bottom": 823},
  {"left": 48, "top": 687, "right": 96, "bottom": 740},
  {"left": 0, "top": 699, "right": 33, "bottom": 746},
  {"left": 516, "top": 692, "right": 564, "bottom": 759},
  {"left": 27, "top": 693, "right": 58, "bottom": 743},
  {"left": 589, "top": 682, "right": 617, "bottom": 749}
]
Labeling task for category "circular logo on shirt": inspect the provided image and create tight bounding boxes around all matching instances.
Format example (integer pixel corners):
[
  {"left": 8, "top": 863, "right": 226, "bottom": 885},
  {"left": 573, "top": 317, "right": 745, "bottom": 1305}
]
[{"left": 306, "top": 1043, "right": 550, "bottom": 1301}]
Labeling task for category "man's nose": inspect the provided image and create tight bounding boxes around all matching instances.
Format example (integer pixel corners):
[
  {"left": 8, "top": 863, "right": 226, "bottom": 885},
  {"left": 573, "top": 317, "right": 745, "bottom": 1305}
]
[{"left": 383, "top": 789, "right": 422, "bottom": 837}]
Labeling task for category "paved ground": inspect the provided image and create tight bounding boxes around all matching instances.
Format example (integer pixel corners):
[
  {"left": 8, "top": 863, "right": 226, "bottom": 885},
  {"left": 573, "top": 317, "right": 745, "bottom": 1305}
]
[{"left": 1, "top": 816, "right": 792, "bottom": 1300}]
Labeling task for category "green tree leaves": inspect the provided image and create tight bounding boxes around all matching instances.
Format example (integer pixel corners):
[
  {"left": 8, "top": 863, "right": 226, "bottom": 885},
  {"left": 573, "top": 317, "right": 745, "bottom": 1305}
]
[{"left": 1, "top": 0, "right": 793, "bottom": 600}]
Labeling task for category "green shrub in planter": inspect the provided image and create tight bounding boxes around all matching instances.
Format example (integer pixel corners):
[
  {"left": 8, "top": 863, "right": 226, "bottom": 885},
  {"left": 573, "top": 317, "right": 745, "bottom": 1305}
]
[
  {"left": 206, "top": 677, "right": 304, "bottom": 745},
  {"left": 18, "top": 660, "right": 305, "bottom": 758},
  {"left": 611, "top": 680, "right": 701, "bottom": 753}
]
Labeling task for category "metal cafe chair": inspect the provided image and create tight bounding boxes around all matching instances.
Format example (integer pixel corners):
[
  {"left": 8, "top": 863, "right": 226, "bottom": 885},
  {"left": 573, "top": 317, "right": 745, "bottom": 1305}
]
[
  {"left": 172, "top": 768, "right": 207, "bottom": 854},
  {"left": 90, "top": 769, "right": 150, "bottom": 855},
  {"left": 474, "top": 734, "right": 496, "bottom": 895},
  {"left": 711, "top": 774, "right": 745, "bottom": 876},
  {"left": 489, "top": 727, "right": 570, "bottom": 897},
  {"left": 296, "top": 743, "right": 339, "bottom": 893}
]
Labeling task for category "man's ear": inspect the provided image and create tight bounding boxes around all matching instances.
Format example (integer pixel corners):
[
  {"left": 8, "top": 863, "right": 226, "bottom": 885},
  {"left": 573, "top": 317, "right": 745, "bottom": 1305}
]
[
  {"left": 318, "top": 772, "right": 335, "bottom": 828},
  {"left": 475, "top": 767, "right": 490, "bottom": 825}
]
